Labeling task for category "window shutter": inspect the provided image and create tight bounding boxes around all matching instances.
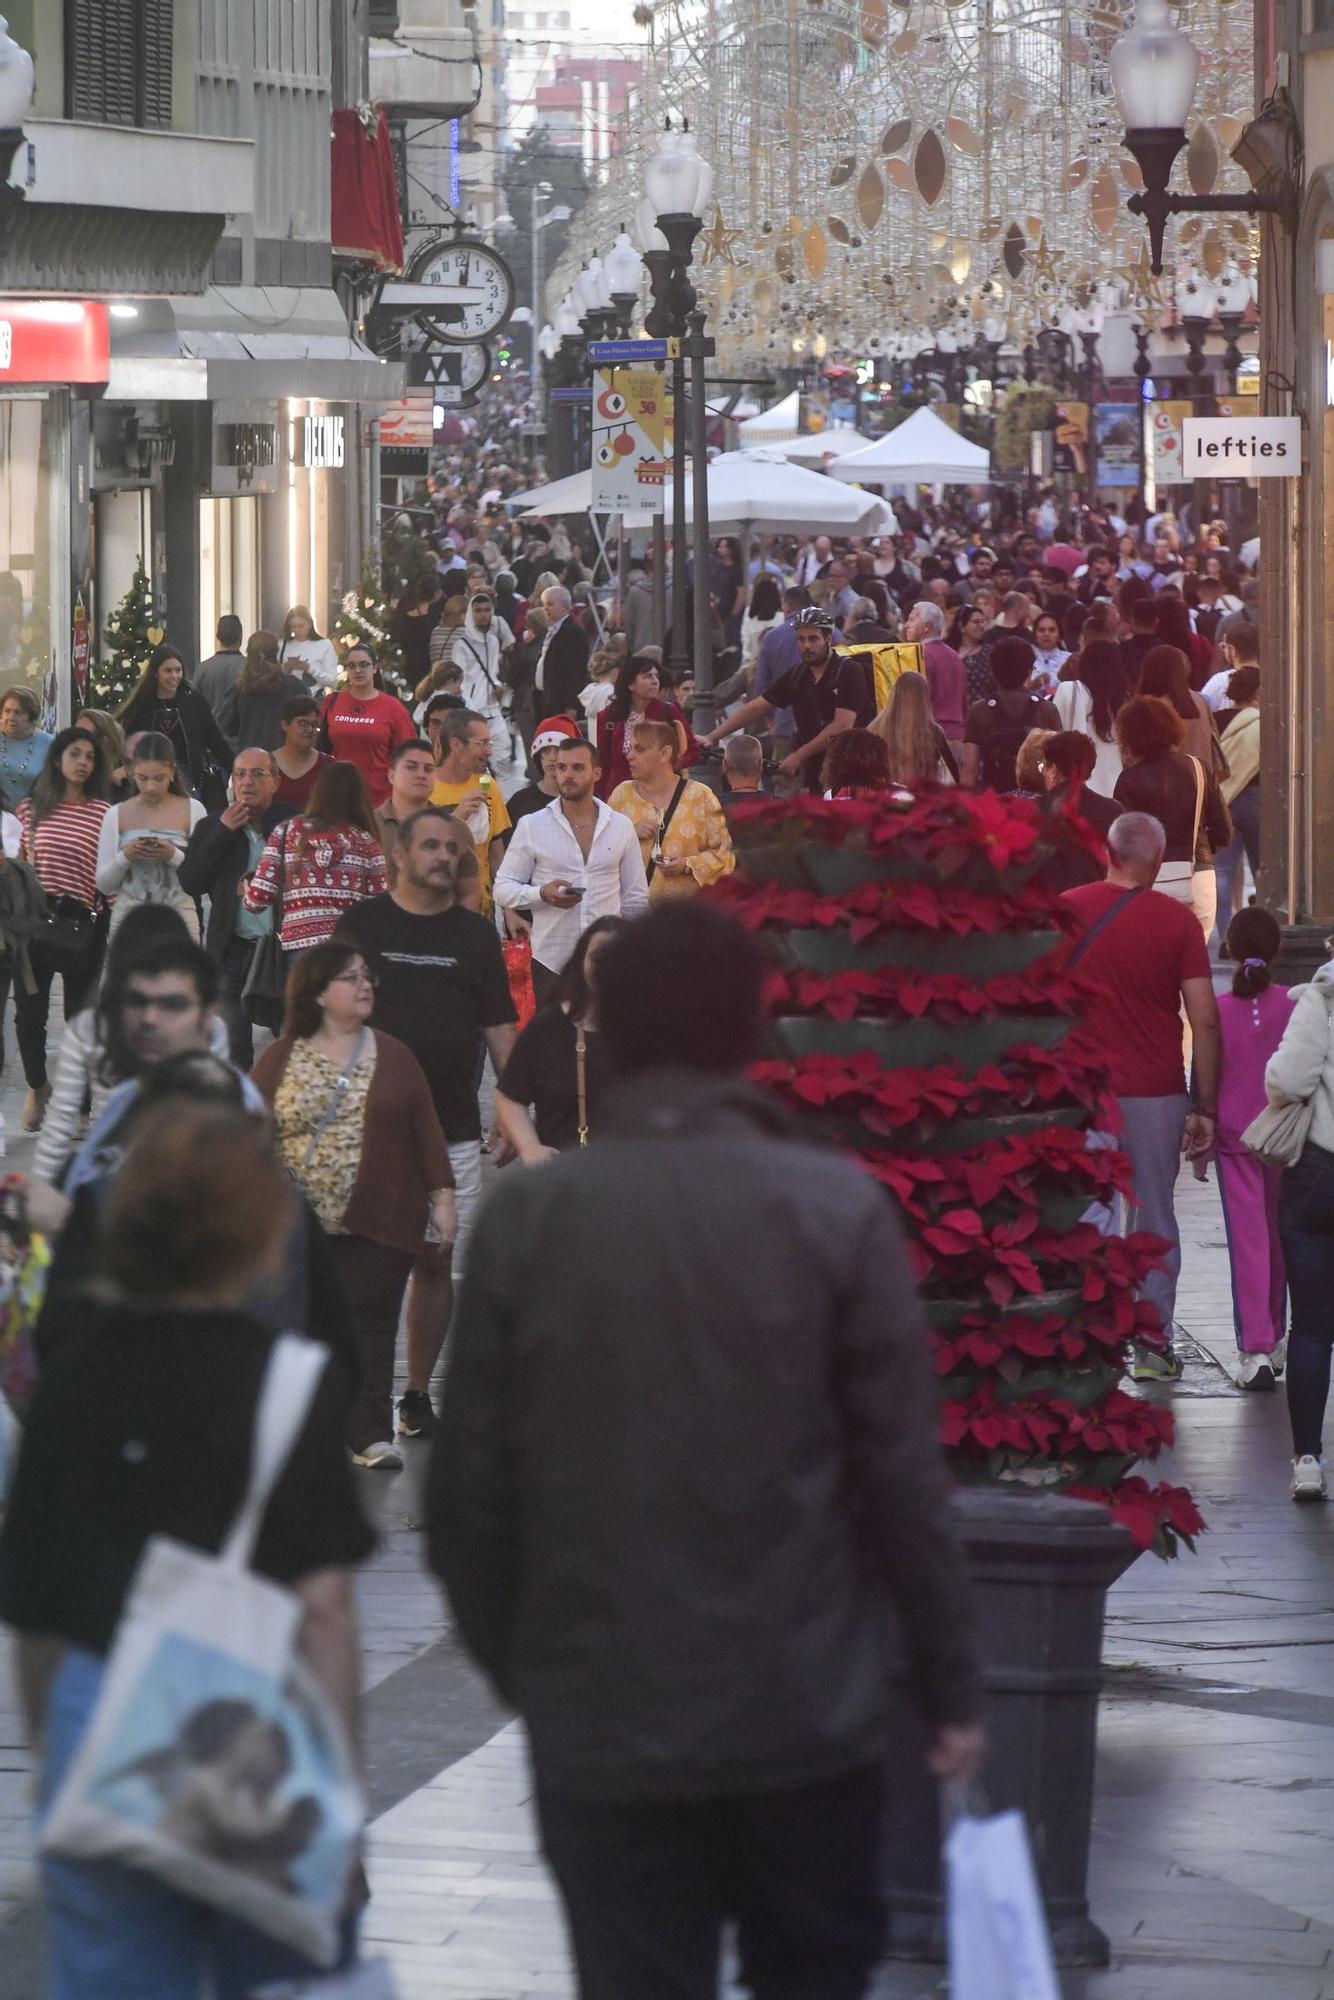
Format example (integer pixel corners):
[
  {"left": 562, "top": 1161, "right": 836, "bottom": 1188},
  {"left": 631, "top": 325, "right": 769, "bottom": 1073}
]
[{"left": 64, "top": 0, "right": 174, "bottom": 127}]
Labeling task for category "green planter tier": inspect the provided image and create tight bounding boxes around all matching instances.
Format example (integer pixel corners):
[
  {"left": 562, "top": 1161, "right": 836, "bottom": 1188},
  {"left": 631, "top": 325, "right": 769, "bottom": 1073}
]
[
  {"left": 773, "top": 1013, "right": 1071, "bottom": 1072},
  {"left": 785, "top": 926, "right": 1059, "bottom": 977}
]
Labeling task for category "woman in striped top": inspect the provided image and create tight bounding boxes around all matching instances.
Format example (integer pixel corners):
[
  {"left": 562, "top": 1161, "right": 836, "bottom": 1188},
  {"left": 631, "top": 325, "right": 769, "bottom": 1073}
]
[
  {"left": 243, "top": 759, "right": 388, "bottom": 959},
  {"left": 15, "top": 728, "right": 111, "bottom": 1132}
]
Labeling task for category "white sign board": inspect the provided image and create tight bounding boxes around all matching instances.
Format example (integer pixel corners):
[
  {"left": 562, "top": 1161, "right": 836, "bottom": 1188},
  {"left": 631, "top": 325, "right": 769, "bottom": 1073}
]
[
  {"left": 1181, "top": 415, "right": 1302, "bottom": 477},
  {"left": 589, "top": 370, "right": 671, "bottom": 514}
]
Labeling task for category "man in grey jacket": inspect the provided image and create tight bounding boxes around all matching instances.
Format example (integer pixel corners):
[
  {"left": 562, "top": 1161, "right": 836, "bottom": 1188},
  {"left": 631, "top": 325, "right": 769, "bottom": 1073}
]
[
  {"left": 427, "top": 899, "right": 983, "bottom": 2000},
  {"left": 194, "top": 614, "right": 246, "bottom": 739}
]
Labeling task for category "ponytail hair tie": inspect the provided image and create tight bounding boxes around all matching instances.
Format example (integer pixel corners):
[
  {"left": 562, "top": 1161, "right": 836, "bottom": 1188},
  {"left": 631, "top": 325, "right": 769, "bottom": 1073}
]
[{"left": 1242, "top": 956, "right": 1268, "bottom": 973}]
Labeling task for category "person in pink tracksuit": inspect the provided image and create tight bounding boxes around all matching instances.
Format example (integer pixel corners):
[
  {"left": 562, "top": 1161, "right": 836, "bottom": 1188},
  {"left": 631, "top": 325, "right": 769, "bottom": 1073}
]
[{"left": 1198, "top": 909, "right": 1296, "bottom": 1389}]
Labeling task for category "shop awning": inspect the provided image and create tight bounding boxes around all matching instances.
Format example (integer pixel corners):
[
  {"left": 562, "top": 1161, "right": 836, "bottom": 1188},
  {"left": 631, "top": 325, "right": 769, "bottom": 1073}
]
[
  {"left": 331, "top": 108, "right": 405, "bottom": 273},
  {"left": 105, "top": 287, "right": 404, "bottom": 403}
]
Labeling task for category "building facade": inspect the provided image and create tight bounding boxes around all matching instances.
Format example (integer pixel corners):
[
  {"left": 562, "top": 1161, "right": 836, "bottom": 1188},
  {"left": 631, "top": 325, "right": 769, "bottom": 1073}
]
[{"left": 0, "top": 0, "right": 405, "bottom": 724}]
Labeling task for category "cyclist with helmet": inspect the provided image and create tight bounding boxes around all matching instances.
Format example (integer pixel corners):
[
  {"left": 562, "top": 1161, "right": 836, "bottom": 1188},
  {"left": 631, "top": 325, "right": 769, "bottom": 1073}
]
[{"left": 700, "top": 609, "right": 873, "bottom": 790}]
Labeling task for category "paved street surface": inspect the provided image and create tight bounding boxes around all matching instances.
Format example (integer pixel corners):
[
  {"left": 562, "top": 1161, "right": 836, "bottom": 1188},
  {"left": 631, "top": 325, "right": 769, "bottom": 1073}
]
[{"left": 2, "top": 1025, "right": 1334, "bottom": 1996}]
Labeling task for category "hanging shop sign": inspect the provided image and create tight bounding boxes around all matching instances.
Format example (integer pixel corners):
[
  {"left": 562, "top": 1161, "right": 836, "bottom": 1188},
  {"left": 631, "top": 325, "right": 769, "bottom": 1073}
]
[
  {"left": 0, "top": 299, "right": 109, "bottom": 384},
  {"left": 1181, "top": 415, "right": 1302, "bottom": 477},
  {"left": 293, "top": 412, "right": 346, "bottom": 469},
  {"left": 589, "top": 369, "right": 671, "bottom": 514}
]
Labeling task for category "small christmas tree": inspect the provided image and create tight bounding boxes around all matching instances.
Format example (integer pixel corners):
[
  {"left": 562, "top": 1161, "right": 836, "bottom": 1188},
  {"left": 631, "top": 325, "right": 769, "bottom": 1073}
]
[
  {"left": 94, "top": 558, "right": 161, "bottom": 707},
  {"left": 333, "top": 550, "right": 408, "bottom": 695}
]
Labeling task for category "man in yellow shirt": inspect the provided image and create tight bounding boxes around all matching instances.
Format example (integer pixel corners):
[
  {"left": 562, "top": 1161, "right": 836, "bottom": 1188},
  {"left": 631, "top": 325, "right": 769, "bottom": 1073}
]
[{"left": 431, "top": 708, "right": 512, "bottom": 911}]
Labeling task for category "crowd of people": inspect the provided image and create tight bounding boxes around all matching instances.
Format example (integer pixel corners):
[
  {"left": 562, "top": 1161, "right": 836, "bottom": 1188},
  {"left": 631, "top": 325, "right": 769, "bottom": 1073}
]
[{"left": 8, "top": 468, "right": 1334, "bottom": 2000}]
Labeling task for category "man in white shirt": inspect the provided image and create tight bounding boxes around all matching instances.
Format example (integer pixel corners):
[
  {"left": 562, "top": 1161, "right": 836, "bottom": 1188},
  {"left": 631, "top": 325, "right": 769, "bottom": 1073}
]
[
  {"left": 793, "top": 536, "right": 832, "bottom": 589},
  {"left": 494, "top": 736, "right": 650, "bottom": 1001},
  {"left": 1199, "top": 621, "right": 1259, "bottom": 711}
]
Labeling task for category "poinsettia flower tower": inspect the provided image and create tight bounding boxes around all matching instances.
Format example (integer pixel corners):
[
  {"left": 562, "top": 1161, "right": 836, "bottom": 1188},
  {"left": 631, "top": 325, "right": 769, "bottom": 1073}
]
[{"left": 713, "top": 786, "right": 1204, "bottom": 1964}]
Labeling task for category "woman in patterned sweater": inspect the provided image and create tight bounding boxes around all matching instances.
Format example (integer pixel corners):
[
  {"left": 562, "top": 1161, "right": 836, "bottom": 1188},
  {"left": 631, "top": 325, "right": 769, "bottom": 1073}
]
[{"left": 244, "top": 759, "right": 387, "bottom": 961}]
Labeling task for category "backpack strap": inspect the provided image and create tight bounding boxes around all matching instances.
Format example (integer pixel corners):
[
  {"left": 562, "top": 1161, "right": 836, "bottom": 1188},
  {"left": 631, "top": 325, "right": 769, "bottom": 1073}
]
[{"left": 1067, "top": 887, "right": 1146, "bottom": 969}]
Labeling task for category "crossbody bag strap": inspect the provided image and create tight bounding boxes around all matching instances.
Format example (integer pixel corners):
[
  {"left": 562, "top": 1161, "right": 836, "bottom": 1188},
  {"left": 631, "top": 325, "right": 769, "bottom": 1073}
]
[
  {"left": 220, "top": 1333, "right": 329, "bottom": 1570},
  {"left": 646, "top": 778, "right": 688, "bottom": 885},
  {"left": 1067, "top": 886, "right": 1147, "bottom": 969},
  {"left": 575, "top": 1023, "right": 589, "bottom": 1148},
  {"left": 1188, "top": 753, "right": 1205, "bottom": 861},
  {"left": 302, "top": 1027, "right": 369, "bottom": 1169}
]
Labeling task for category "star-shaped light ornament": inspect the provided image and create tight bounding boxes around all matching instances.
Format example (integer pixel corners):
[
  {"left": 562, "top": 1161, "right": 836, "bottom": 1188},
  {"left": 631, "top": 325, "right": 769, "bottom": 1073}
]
[
  {"left": 701, "top": 206, "right": 745, "bottom": 267},
  {"left": 1029, "top": 232, "right": 1063, "bottom": 286}
]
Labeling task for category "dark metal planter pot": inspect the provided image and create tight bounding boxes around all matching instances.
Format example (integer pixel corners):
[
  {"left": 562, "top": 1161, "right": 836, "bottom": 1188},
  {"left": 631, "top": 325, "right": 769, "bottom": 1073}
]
[{"left": 882, "top": 1486, "right": 1136, "bottom": 1967}]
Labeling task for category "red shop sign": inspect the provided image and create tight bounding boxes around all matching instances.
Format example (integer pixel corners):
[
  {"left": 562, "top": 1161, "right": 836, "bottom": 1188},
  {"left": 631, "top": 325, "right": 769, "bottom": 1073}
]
[{"left": 0, "top": 300, "right": 110, "bottom": 385}]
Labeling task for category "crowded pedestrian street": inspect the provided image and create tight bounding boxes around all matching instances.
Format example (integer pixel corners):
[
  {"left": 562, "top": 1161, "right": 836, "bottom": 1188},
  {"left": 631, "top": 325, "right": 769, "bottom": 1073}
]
[{"left": 6, "top": 1, "right": 1334, "bottom": 1996}]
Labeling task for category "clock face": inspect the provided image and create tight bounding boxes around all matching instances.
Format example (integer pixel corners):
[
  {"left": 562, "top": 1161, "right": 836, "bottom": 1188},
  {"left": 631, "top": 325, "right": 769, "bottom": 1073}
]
[{"left": 410, "top": 239, "right": 514, "bottom": 344}]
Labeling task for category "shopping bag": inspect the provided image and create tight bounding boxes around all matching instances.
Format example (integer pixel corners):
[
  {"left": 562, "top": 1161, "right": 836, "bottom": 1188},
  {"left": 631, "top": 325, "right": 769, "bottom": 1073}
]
[
  {"left": 40, "top": 1335, "right": 365, "bottom": 1968},
  {"left": 946, "top": 1808, "right": 1061, "bottom": 2000},
  {"left": 1241, "top": 1097, "right": 1314, "bottom": 1170},
  {"left": 503, "top": 930, "right": 537, "bottom": 1028}
]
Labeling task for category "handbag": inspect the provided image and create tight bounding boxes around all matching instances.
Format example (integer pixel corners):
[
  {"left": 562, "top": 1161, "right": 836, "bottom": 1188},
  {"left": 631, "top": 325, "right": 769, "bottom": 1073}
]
[
  {"left": 1154, "top": 754, "right": 1206, "bottom": 902},
  {"left": 28, "top": 893, "right": 99, "bottom": 977},
  {"left": 1243, "top": 989, "right": 1334, "bottom": 1168},
  {"left": 502, "top": 930, "right": 536, "bottom": 1028},
  {"left": 41, "top": 1335, "right": 364, "bottom": 1967},
  {"left": 945, "top": 1796, "right": 1061, "bottom": 2000},
  {"left": 243, "top": 830, "right": 289, "bottom": 1030}
]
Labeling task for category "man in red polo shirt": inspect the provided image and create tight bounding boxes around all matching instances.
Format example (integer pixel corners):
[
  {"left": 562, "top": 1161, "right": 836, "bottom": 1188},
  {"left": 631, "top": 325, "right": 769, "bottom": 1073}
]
[{"left": 1060, "top": 811, "right": 1221, "bottom": 1382}]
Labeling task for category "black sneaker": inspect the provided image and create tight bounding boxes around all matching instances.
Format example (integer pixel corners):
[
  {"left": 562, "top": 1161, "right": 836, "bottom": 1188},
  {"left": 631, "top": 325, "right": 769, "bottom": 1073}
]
[{"left": 396, "top": 1389, "right": 438, "bottom": 1439}]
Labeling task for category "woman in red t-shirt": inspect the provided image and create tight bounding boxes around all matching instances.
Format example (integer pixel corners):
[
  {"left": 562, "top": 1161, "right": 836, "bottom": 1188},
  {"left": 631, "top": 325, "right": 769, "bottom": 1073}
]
[{"left": 319, "top": 645, "right": 414, "bottom": 805}]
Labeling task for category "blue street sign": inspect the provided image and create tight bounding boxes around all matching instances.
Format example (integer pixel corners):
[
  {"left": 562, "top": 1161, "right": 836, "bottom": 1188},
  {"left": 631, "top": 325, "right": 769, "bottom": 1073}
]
[
  {"left": 586, "top": 339, "right": 669, "bottom": 363},
  {"left": 549, "top": 386, "right": 593, "bottom": 403}
]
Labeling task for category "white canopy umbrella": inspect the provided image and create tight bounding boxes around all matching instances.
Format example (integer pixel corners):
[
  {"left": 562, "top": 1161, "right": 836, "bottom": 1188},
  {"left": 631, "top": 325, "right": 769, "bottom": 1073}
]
[
  {"left": 769, "top": 425, "right": 868, "bottom": 465},
  {"left": 832, "top": 406, "right": 991, "bottom": 487},
  {"left": 737, "top": 389, "right": 800, "bottom": 443},
  {"left": 506, "top": 469, "right": 599, "bottom": 516},
  {"left": 662, "top": 450, "right": 897, "bottom": 535}
]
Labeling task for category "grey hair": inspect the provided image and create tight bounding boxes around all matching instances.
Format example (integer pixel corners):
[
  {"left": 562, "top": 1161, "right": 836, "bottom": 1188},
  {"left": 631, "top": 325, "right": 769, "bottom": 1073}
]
[
  {"left": 722, "top": 733, "right": 764, "bottom": 777},
  {"left": 1108, "top": 812, "right": 1167, "bottom": 868},
  {"left": 912, "top": 600, "right": 945, "bottom": 638},
  {"left": 849, "top": 597, "right": 879, "bottom": 623},
  {"left": 542, "top": 584, "right": 573, "bottom": 613}
]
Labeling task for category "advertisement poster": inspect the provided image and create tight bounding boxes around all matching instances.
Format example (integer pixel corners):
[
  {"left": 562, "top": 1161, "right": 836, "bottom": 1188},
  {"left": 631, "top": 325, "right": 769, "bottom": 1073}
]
[
  {"left": 1094, "top": 403, "right": 1140, "bottom": 487},
  {"left": 1053, "top": 401, "right": 1090, "bottom": 476},
  {"left": 590, "top": 369, "right": 671, "bottom": 513},
  {"left": 1150, "top": 400, "right": 1193, "bottom": 486}
]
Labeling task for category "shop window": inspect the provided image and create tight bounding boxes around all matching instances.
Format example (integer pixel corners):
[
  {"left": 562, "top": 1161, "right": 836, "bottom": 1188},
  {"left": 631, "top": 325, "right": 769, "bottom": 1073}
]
[
  {"left": 0, "top": 398, "right": 54, "bottom": 714},
  {"left": 65, "top": 0, "right": 175, "bottom": 129}
]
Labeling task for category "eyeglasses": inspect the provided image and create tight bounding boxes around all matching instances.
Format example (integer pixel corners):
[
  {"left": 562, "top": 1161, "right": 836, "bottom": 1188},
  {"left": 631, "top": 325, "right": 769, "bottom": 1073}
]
[
  {"left": 122, "top": 992, "right": 198, "bottom": 1015},
  {"left": 328, "top": 969, "right": 377, "bottom": 989}
]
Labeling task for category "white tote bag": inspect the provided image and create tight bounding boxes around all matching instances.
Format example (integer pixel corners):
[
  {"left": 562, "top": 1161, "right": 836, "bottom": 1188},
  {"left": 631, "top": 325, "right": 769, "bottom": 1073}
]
[
  {"left": 946, "top": 1808, "right": 1061, "bottom": 2000},
  {"left": 41, "top": 1335, "right": 365, "bottom": 1969}
]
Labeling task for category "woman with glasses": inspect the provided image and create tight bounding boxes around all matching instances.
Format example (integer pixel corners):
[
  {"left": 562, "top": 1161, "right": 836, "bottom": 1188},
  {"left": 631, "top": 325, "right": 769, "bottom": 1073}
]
[
  {"left": 272, "top": 694, "right": 331, "bottom": 813},
  {"left": 253, "top": 941, "right": 454, "bottom": 1469}
]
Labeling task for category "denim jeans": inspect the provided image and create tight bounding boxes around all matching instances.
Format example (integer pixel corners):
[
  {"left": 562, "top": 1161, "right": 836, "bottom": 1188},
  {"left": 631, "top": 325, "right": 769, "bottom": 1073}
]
[
  {"left": 38, "top": 1649, "right": 360, "bottom": 2000},
  {"left": 1213, "top": 782, "right": 1260, "bottom": 946},
  {"left": 1278, "top": 1141, "right": 1334, "bottom": 1457},
  {"left": 216, "top": 934, "right": 257, "bottom": 1070}
]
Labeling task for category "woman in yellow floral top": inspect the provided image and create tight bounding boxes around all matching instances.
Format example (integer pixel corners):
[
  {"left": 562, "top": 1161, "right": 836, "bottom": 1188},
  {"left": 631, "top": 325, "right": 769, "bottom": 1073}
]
[
  {"left": 607, "top": 719, "right": 734, "bottom": 900},
  {"left": 252, "top": 940, "right": 453, "bottom": 1471}
]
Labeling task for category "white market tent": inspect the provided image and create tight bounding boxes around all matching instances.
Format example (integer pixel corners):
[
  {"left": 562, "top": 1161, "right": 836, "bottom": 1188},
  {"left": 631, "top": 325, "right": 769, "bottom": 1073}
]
[
  {"left": 769, "top": 424, "right": 869, "bottom": 465},
  {"left": 736, "top": 389, "right": 800, "bottom": 443},
  {"left": 662, "top": 450, "right": 897, "bottom": 536},
  {"left": 506, "top": 469, "right": 603, "bottom": 516},
  {"left": 832, "top": 405, "right": 991, "bottom": 487}
]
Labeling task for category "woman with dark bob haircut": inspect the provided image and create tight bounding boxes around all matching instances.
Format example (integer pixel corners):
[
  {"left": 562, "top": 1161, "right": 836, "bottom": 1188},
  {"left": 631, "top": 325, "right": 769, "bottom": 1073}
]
[
  {"left": 1114, "top": 694, "right": 1231, "bottom": 929},
  {"left": 252, "top": 939, "right": 453, "bottom": 1469}
]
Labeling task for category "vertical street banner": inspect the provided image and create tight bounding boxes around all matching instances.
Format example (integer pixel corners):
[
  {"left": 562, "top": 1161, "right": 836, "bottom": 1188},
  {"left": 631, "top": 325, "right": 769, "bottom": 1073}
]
[
  {"left": 1149, "top": 400, "right": 1193, "bottom": 486},
  {"left": 1093, "top": 404, "right": 1140, "bottom": 488},
  {"left": 590, "top": 369, "right": 671, "bottom": 513},
  {"left": 1053, "top": 401, "right": 1090, "bottom": 477}
]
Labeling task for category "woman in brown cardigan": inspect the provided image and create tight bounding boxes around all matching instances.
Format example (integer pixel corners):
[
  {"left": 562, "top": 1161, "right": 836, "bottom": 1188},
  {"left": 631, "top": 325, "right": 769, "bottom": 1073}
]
[{"left": 252, "top": 939, "right": 454, "bottom": 1469}]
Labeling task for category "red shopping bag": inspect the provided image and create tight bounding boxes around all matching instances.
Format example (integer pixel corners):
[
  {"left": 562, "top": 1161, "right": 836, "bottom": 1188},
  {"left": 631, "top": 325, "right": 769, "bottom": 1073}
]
[{"left": 503, "top": 932, "right": 536, "bottom": 1028}]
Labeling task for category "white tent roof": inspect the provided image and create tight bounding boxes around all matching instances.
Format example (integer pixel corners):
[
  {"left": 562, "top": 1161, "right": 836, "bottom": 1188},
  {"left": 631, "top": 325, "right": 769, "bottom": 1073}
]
[
  {"left": 662, "top": 450, "right": 897, "bottom": 535},
  {"left": 832, "top": 406, "right": 991, "bottom": 486},
  {"left": 768, "top": 425, "right": 868, "bottom": 465},
  {"left": 507, "top": 470, "right": 600, "bottom": 516},
  {"left": 736, "top": 389, "right": 800, "bottom": 442}
]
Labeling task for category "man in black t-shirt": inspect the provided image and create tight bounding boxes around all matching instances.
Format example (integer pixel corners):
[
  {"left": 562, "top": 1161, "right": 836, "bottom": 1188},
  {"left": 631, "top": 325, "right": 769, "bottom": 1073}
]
[
  {"left": 960, "top": 636, "right": 1059, "bottom": 792},
  {"left": 700, "top": 608, "right": 873, "bottom": 791},
  {"left": 336, "top": 807, "right": 517, "bottom": 1442}
]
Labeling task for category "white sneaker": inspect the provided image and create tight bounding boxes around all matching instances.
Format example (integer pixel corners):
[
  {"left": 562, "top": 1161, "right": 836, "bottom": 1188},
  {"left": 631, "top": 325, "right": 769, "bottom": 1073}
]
[
  {"left": 351, "top": 1440, "right": 404, "bottom": 1471},
  {"left": 1236, "top": 1352, "right": 1277, "bottom": 1392},
  {"left": 1291, "top": 1455, "right": 1327, "bottom": 1503}
]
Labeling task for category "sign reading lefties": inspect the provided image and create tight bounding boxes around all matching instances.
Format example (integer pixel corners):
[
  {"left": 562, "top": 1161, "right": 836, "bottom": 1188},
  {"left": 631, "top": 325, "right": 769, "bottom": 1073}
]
[{"left": 1182, "top": 415, "right": 1303, "bottom": 477}]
